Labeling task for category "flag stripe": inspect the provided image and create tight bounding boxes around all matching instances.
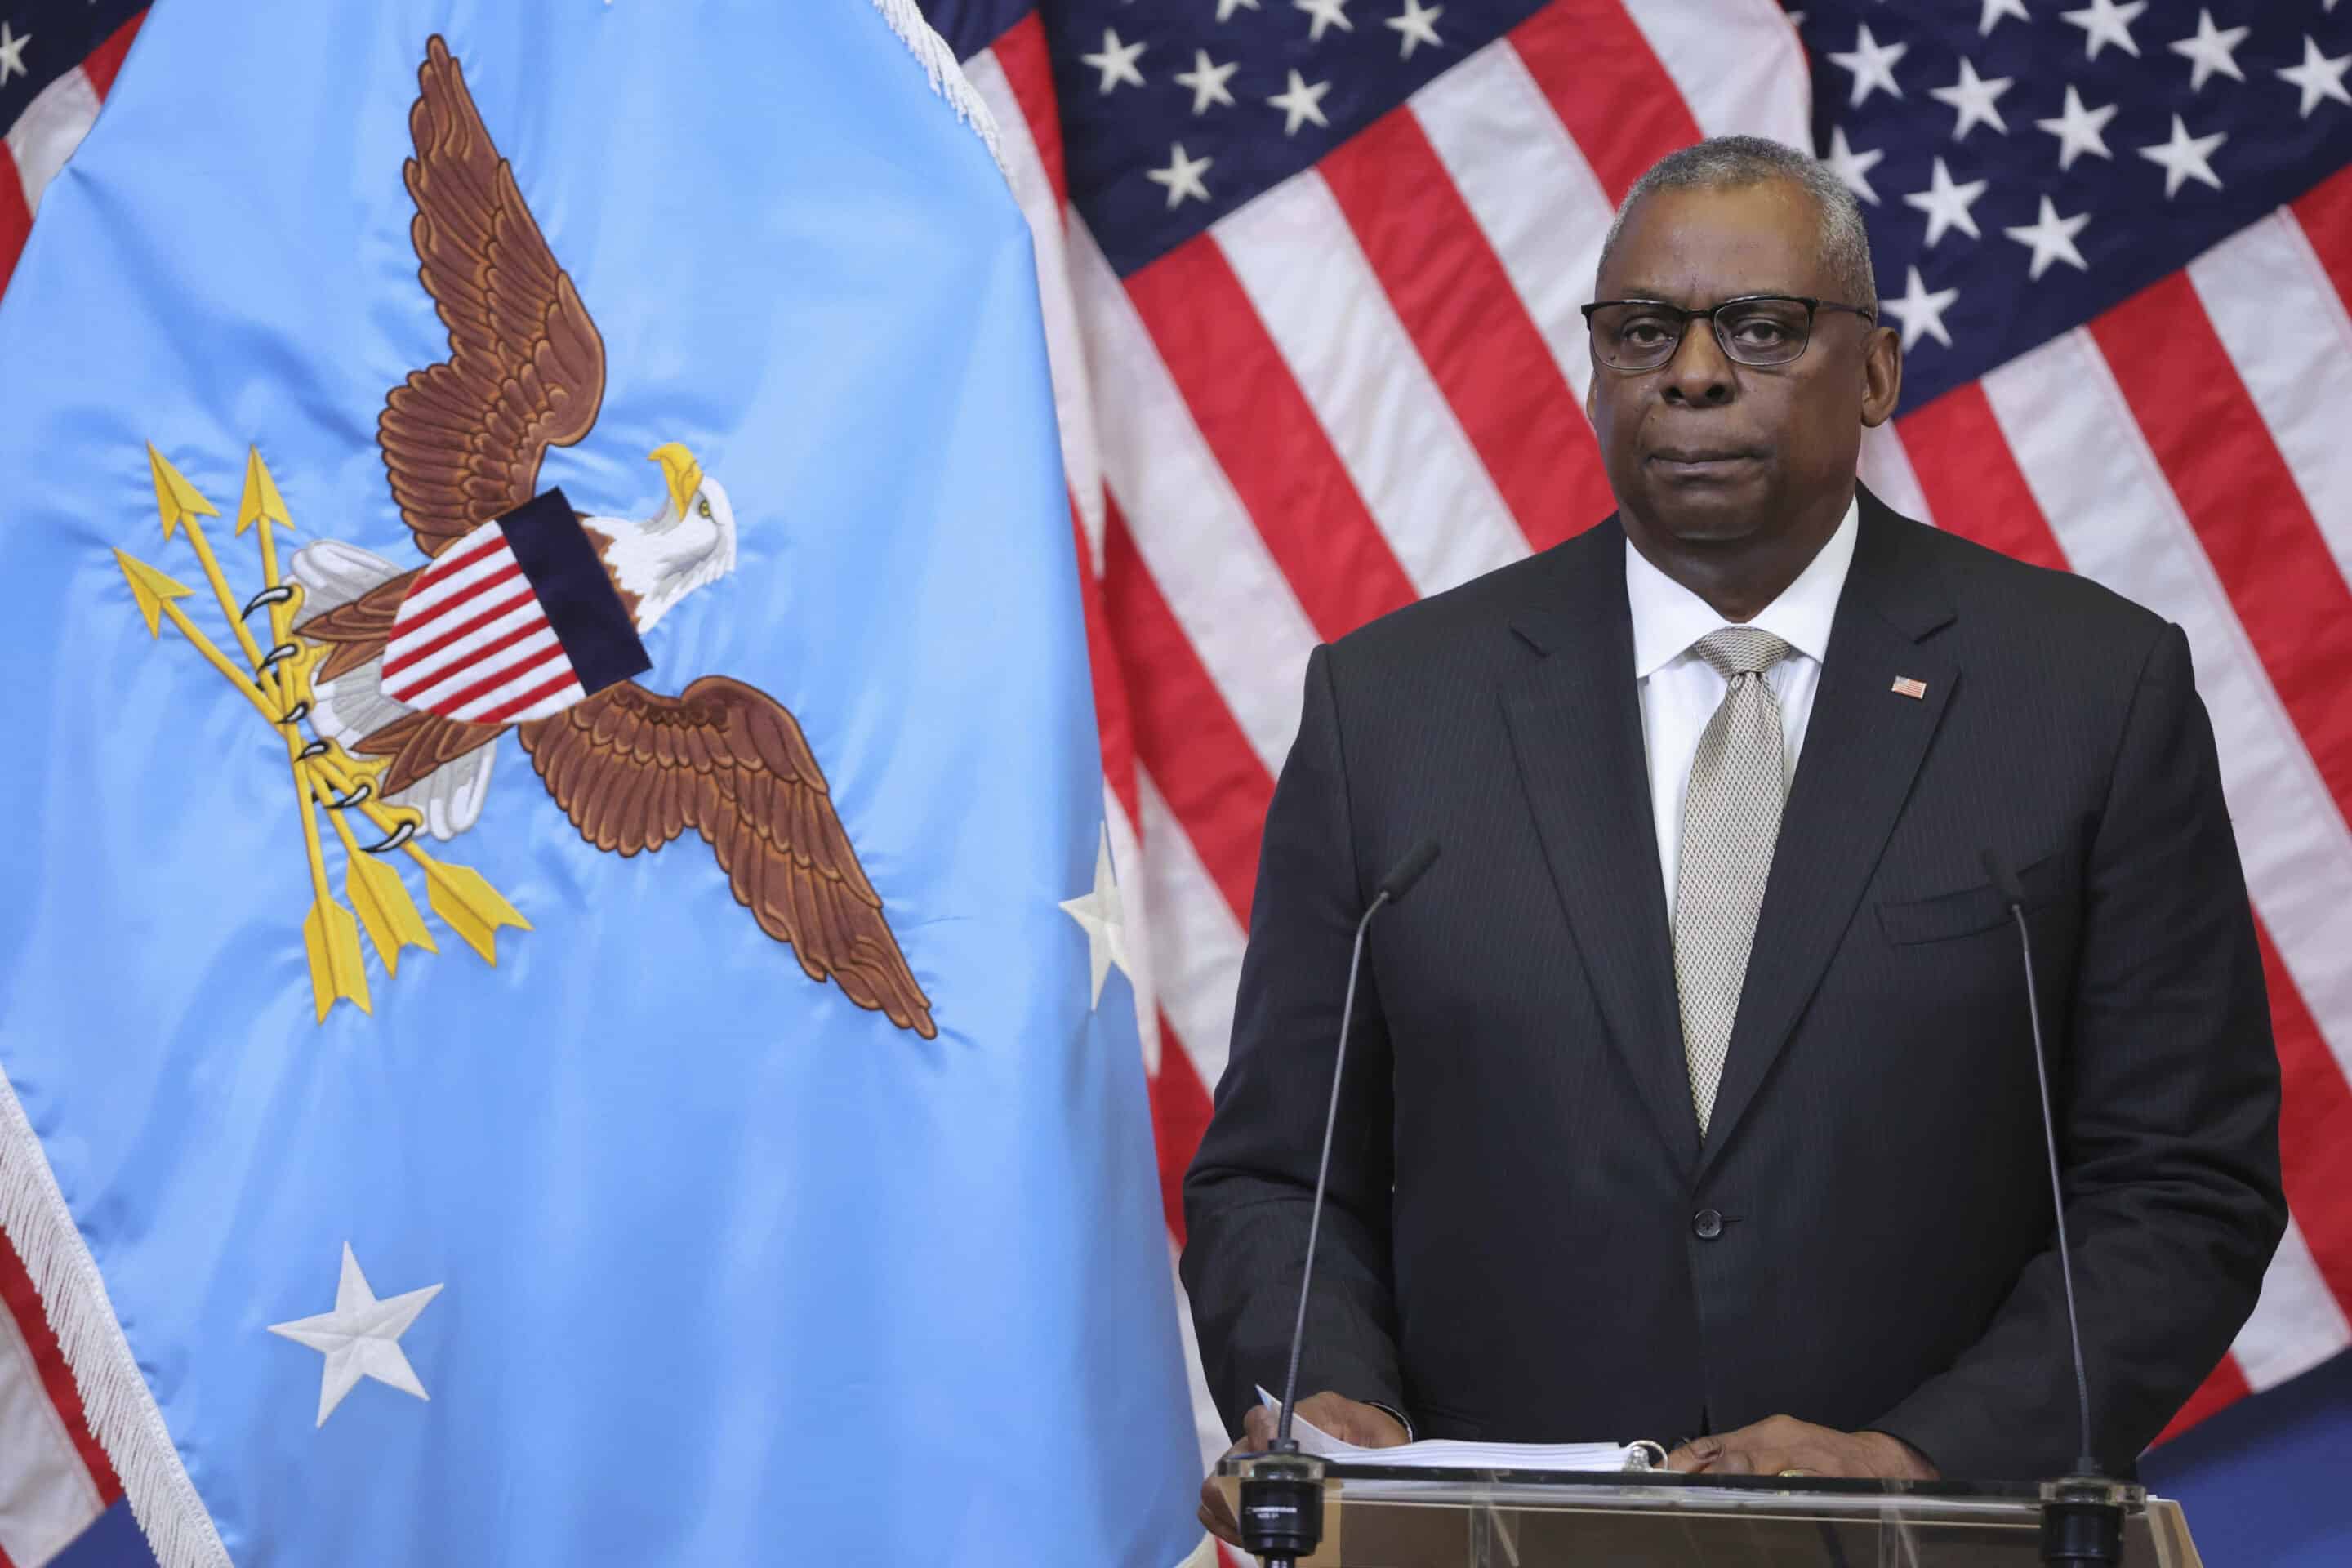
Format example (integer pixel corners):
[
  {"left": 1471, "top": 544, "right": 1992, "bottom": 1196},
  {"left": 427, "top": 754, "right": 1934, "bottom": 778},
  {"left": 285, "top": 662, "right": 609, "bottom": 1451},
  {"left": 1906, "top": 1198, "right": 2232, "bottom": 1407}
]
[
  {"left": 1069, "top": 218, "right": 1319, "bottom": 773},
  {"left": 2089, "top": 277, "right": 2352, "bottom": 835},
  {"left": 1615, "top": 0, "right": 1810, "bottom": 147},
  {"left": 1506, "top": 0, "right": 1704, "bottom": 205},
  {"left": 1897, "top": 385, "right": 2065, "bottom": 571},
  {"left": 2261, "top": 921, "right": 2352, "bottom": 1315},
  {"left": 2185, "top": 213, "right": 2352, "bottom": 594},
  {"left": 1320, "top": 107, "right": 1607, "bottom": 553},
  {"left": 0, "top": 148, "right": 28, "bottom": 296},
  {"left": 1103, "top": 496, "right": 1270, "bottom": 929},
  {"left": 2233, "top": 1216, "right": 2352, "bottom": 1392},
  {"left": 439, "top": 638, "right": 567, "bottom": 720},
  {"left": 378, "top": 586, "right": 539, "bottom": 684},
  {"left": 468, "top": 665, "right": 582, "bottom": 727},
  {"left": 385, "top": 612, "right": 555, "bottom": 706},
  {"left": 985, "top": 13, "right": 1065, "bottom": 209},
  {"left": 1135, "top": 765, "right": 1248, "bottom": 1099},
  {"left": 4, "top": 69, "right": 100, "bottom": 224},
  {"left": 1213, "top": 174, "right": 1529, "bottom": 599},
  {"left": 78, "top": 9, "right": 145, "bottom": 99},
  {"left": 1124, "top": 231, "right": 1419, "bottom": 642},
  {"left": 2287, "top": 163, "right": 2352, "bottom": 327}
]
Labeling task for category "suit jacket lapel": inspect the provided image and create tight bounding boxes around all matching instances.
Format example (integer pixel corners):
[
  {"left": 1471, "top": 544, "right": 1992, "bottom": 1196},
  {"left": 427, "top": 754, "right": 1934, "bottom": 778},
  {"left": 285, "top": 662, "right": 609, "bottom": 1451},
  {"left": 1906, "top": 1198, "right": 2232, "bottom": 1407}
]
[
  {"left": 1697, "top": 488, "right": 1958, "bottom": 1175},
  {"left": 1499, "top": 520, "right": 1699, "bottom": 1174}
]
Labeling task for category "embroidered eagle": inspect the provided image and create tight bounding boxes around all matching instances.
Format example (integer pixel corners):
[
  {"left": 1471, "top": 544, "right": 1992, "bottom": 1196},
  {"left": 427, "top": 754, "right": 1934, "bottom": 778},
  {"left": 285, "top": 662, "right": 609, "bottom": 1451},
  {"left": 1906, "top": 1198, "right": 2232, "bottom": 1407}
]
[{"left": 292, "top": 35, "right": 935, "bottom": 1038}]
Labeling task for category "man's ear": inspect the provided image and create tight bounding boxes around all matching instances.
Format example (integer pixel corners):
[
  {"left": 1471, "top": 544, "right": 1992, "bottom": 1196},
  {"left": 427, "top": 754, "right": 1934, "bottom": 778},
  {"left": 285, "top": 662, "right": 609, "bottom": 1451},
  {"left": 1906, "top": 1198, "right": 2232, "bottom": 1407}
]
[{"left": 1860, "top": 324, "right": 1903, "bottom": 430}]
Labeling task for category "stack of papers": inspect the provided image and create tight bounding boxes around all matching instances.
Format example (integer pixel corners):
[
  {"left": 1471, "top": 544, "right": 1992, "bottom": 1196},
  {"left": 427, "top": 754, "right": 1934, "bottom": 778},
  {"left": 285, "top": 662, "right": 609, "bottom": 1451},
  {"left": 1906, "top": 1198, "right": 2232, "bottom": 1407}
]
[{"left": 1258, "top": 1391, "right": 1659, "bottom": 1472}]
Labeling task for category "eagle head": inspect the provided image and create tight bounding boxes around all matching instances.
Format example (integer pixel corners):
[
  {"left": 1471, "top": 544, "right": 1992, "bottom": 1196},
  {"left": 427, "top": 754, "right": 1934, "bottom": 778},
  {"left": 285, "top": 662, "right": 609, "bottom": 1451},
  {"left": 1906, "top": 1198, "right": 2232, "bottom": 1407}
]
[{"left": 587, "top": 443, "right": 739, "bottom": 634}]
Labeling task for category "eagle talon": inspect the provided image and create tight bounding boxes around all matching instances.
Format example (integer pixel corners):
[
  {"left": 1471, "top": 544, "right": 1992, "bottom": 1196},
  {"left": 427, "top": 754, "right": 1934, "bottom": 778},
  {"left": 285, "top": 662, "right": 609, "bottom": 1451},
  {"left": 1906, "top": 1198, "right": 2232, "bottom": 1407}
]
[
  {"left": 278, "top": 700, "right": 310, "bottom": 725},
  {"left": 241, "top": 585, "right": 296, "bottom": 620},
  {"left": 362, "top": 821, "right": 417, "bottom": 854},
  {"left": 297, "top": 739, "right": 332, "bottom": 761},
  {"left": 258, "top": 642, "right": 300, "bottom": 673},
  {"left": 326, "top": 781, "right": 375, "bottom": 809}
]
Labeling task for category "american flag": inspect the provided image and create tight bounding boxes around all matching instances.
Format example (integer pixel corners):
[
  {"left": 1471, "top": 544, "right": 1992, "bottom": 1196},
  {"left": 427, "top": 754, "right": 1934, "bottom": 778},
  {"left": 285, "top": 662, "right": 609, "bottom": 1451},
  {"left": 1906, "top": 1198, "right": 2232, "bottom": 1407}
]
[
  {"left": 911, "top": 0, "right": 2352, "bottom": 1494},
  {"left": 2, "top": 0, "right": 2350, "bottom": 1561}
]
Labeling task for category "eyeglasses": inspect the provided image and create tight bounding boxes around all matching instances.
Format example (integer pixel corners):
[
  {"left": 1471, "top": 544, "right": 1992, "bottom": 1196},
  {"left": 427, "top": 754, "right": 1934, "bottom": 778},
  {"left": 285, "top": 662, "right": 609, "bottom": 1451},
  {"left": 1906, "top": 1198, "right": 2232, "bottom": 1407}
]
[{"left": 1579, "top": 295, "right": 1877, "bottom": 371}]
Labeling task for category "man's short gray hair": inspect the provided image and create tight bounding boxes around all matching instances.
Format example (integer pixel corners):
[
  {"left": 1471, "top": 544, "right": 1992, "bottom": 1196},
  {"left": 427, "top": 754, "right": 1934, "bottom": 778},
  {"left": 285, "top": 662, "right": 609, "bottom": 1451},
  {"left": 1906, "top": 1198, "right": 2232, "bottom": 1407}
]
[{"left": 1597, "top": 135, "right": 1878, "bottom": 310}]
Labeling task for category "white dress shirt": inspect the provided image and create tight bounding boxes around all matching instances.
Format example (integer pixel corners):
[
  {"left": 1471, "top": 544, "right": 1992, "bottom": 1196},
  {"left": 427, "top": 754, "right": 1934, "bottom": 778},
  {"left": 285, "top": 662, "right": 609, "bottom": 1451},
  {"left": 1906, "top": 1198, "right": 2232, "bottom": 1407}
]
[{"left": 1627, "top": 497, "right": 1859, "bottom": 910}]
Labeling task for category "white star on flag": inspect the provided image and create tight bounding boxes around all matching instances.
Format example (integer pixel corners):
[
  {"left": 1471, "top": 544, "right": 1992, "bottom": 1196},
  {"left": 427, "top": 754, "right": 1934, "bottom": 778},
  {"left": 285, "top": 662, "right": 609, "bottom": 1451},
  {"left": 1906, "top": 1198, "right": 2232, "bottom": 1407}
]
[
  {"left": 1080, "top": 28, "right": 1147, "bottom": 95},
  {"left": 1174, "top": 49, "right": 1238, "bottom": 114},
  {"left": 0, "top": 22, "right": 29, "bottom": 85},
  {"left": 1829, "top": 23, "right": 1907, "bottom": 108},
  {"left": 1931, "top": 57, "right": 2015, "bottom": 140},
  {"left": 267, "top": 1243, "right": 443, "bottom": 1428},
  {"left": 2004, "top": 195, "right": 2092, "bottom": 280},
  {"left": 1268, "top": 69, "right": 1334, "bottom": 136},
  {"left": 1214, "top": 0, "right": 1263, "bottom": 19},
  {"left": 1903, "top": 156, "right": 1989, "bottom": 247},
  {"left": 1385, "top": 0, "right": 1443, "bottom": 60},
  {"left": 2036, "top": 84, "right": 2118, "bottom": 170},
  {"left": 1147, "top": 142, "right": 1214, "bottom": 208},
  {"left": 1294, "top": 0, "right": 1354, "bottom": 42},
  {"left": 1823, "top": 126, "right": 1884, "bottom": 204},
  {"left": 1060, "top": 829, "right": 1132, "bottom": 1009},
  {"left": 2277, "top": 36, "right": 2352, "bottom": 119},
  {"left": 1978, "top": 0, "right": 2032, "bottom": 36},
  {"left": 2139, "top": 114, "right": 2227, "bottom": 198},
  {"left": 1882, "top": 265, "right": 1960, "bottom": 350},
  {"left": 2167, "top": 9, "right": 2249, "bottom": 93},
  {"left": 2060, "top": 0, "right": 2145, "bottom": 61}
]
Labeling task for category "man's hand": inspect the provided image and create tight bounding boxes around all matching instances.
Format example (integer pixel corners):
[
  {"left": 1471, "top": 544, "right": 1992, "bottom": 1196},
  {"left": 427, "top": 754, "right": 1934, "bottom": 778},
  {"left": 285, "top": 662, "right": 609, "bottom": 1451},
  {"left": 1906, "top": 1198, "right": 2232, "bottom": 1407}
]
[
  {"left": 1197, "top": 1392, "right": 1410, "bottom": 1547},
  {"left": 1667, "top": 1415, "right": 1937, "bottom": 1480}
]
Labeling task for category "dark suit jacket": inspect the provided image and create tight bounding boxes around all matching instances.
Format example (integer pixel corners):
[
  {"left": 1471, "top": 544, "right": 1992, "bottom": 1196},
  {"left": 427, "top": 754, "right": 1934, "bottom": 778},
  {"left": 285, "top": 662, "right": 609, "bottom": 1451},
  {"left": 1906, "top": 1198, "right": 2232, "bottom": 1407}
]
[{"left": 1180, "top": 488, "right": 2285, "bottom": 1480}]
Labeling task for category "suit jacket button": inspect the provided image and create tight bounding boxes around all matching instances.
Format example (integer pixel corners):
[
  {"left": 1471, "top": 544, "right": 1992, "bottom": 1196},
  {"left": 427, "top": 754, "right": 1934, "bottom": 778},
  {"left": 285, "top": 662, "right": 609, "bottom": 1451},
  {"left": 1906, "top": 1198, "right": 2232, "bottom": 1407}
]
[{"left": 1692, "top": 1208, "right": 1724, "bottom": 1241}]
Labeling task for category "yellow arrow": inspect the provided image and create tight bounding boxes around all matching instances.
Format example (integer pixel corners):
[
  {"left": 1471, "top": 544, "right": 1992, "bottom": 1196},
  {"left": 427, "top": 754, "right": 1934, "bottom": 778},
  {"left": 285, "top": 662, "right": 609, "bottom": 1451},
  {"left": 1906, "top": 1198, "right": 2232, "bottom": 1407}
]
[
  {"left": 114, "top": 549, "right": 194, "bottom": 639},
  {"left": 301, "top": 895, "right": 371, "bottom": 1022},
  {"left": 238, "top": 444, "right": 292, "bottom": 537},
  {"left": 412, "top": 855, "right": 532, "bottom": 964},
  {"left": 319, "top": 796, "right": 436, "bottom": 974},
  {"left": 145, "top": 443, "right": 220, "bottom": 542}
]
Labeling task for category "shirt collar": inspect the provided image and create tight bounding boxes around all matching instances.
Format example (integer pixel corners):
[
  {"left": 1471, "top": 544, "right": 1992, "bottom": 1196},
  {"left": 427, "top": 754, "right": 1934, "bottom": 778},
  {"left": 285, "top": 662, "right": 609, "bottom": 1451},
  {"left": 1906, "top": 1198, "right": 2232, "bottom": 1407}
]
[{"left": 1624, "top": 493, "right": 1860, "bottom": 680}]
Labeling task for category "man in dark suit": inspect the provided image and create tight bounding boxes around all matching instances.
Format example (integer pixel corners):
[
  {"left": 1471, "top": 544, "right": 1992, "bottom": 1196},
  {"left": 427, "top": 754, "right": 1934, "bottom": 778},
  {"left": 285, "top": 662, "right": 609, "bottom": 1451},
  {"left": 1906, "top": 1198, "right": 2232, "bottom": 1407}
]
[{"left": 1184, "top": 136, "right": 2283, "bottom": 1533}]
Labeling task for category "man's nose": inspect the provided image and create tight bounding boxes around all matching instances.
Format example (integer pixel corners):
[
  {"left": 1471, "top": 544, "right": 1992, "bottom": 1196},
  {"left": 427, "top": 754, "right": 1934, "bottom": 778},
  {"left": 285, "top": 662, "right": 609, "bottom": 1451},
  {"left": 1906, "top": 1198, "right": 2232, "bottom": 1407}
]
[{"left": 1659, "top": 321, "right": 1735, "bottom": 407}]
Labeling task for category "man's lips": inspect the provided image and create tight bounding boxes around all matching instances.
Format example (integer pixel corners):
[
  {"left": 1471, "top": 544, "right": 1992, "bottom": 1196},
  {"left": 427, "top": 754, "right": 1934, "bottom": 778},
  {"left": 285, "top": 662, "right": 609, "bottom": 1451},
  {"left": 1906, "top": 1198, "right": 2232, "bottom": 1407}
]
[{"left": 1647, "top": 447, "right": 1765, "bottom": 465}]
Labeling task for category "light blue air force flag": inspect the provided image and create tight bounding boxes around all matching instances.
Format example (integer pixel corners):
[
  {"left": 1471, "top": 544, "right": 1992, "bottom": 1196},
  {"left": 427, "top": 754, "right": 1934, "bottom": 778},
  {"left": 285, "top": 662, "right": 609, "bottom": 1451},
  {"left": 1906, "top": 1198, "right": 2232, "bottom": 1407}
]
[{"left": 0, "top": 2, "right": 1204, "bottom": 1564}]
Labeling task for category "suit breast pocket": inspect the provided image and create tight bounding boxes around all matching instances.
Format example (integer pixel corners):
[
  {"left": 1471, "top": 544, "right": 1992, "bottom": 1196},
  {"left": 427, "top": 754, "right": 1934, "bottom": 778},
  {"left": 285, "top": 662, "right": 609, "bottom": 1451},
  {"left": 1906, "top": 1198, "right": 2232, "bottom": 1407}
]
[{"left": 1877, "top": 852, "right": 2076, "bottom": 947}]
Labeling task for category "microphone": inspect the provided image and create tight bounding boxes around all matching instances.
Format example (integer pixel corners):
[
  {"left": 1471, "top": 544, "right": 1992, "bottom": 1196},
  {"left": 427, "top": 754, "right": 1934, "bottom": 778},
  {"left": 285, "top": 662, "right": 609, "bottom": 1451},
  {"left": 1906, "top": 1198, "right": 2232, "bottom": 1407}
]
[
  {"left": 1238, "top": 838, "right": 1440, "bottom": 1568},
  {"left": 1982, "top": 847, "right": 2122, "bottom": 1568}
]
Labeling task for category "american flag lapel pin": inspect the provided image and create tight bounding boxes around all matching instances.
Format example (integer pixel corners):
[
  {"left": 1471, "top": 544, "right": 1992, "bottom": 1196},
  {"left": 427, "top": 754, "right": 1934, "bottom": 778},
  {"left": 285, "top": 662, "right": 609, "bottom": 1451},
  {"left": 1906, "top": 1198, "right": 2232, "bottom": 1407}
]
[{"left": 1891, "top": 676, "right": 1928, "bottom": 700}]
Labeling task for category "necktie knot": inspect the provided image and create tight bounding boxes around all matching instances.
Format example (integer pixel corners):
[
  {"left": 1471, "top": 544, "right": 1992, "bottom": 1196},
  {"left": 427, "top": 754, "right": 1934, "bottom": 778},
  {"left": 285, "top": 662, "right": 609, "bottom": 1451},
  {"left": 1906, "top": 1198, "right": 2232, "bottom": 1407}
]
[{"left": 1692, "top": 626, "right": 1793, "bottom": 683}]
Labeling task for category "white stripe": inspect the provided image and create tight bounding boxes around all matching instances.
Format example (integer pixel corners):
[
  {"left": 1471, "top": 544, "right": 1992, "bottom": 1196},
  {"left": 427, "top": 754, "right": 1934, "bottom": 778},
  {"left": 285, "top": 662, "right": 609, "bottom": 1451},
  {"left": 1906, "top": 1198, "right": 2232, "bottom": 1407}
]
[
  {"left": 964, "top": 48, "right": 1107, "bottom": 568},
  {"left": 394, "top": 625, "right": 559, "bottom": 712},
  {"left": 0, "top": 1297, "right": 104, "bottom": 1568},
  {"left": 1860, "top": 422, "right": 1935, "bottom": 527},
  {"left": 2230, "top": 1215, "right": 2352, "bottom": 1392},
  {"left": 380, "top": 599, "right": 549, "bottom": 699},
  {"left": 4, "top": 67, "right": 100, "bottom": 221},
  {"left": 443, "top": 643, "right": 571, "bottom": 722},
  {"left": 1067, "top": 217, "right": 1316, "bottom": 774},
  {"left": 1616, "top": 0, "right": 1812, "bottom": 148},
  {"left": 1104, "top": 788, "right": 1165, "bottom": 1077},
  {"left": 1137, "top": 768, "right": 1245, "bottom": 1101},
  {"left": 1167, "top": 1241, "right": 1234, "bottom": 1473},
  {"left": 1983, "top": 331, "right": 2352, "bottom": 1096},
  {"left": 1412, "top": 41, "right": 1611, "bottom": 407},
  {"left": 2186, "top": 211, "right": 2352, "bottom": 595},
  {"left": 1212, "top": 173, "right": 1526, "bottom": 596},
  {"left": 391, "top": 541, "right": 519, "bottom": 627},
  {"left": 501, "top": 679, "right": 586, "bottom": 724}
]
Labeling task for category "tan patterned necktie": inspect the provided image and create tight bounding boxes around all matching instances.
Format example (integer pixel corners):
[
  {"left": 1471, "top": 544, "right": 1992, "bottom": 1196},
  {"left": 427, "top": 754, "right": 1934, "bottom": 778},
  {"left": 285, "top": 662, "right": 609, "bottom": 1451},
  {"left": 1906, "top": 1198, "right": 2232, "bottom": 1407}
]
[{"left": 1673, "top": 627, "right": 1795, "bottom": 1134}]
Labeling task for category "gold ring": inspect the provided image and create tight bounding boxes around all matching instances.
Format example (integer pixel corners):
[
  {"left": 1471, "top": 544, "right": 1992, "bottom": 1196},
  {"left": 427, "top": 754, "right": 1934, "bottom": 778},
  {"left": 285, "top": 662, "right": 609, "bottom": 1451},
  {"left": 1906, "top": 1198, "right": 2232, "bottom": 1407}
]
[{"left": 1778, "top": 1468, "right": 1815, "bottom": 1477}]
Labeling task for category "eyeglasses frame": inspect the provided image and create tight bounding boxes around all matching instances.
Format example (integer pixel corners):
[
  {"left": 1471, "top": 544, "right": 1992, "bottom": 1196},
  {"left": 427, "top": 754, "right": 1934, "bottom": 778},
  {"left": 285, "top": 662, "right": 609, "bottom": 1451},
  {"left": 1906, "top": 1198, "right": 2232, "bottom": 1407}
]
[{"left": 1578, "top": 293, "right": 1880, "bottom": 372}]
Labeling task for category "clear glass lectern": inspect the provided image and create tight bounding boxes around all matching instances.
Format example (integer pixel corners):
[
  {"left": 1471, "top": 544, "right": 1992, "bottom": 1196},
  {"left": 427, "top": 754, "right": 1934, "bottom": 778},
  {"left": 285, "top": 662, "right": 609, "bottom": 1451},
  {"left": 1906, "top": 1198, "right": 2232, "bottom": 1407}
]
[{"left": 1212, "top": 1459, "right": 2202, "bottom": 1566}]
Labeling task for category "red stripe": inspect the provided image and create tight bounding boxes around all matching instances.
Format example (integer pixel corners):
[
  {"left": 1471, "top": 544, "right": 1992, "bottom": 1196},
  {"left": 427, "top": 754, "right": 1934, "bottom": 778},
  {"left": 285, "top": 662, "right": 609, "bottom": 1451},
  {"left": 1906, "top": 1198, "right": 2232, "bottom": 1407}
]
[
  {"left": 471, "top": 665, "right": 581, "bottom": 725},
  {"left": 81, "top": 9, "right": 149, "bottom": 100},
  {"left": 1102, "top": 492, "right": 1271, "bottom": 927},
  {"left": 2152, "top": 1354, "right": 2251, "bottom": 1447},
  {"left": 1321, "top": 108, "right": 1614, "bottom": 552},
  {"left": 1149, "top": 1013, "right": 1218, "bottom": 1244},
  {"left": 380, "top": 586, "right": 539, "bottom": 682},
  {"left": 2259, "top": 918, "right": 2352, "bottom": 1312},
  {"left": 1508, "top": 0, "right": 1706, "bottom": 206},
  {"left": 392, "top": 559, "right": 525, "bottom": 642},
  {"left": 424, "top": 525, "right": 511, "bottom": 577},
  {"left": 1125, "top": 235, "right": 1416, "bottom": 644},
  {"left": 1071, "top": 497, "right": 1140, "bottom": 830},
  {"left": 436, "top": 640, "right": 565, "bottom": 717},
  {"left": 2289, "top": 162, "right": 2352, "bottom": 316},
  {"left": 1896, "top": 386, "right": 2068, "bottom": 572},
  {"left": 989, "top": 11, "right": 1066, "bottom": 210},
  {"left": 388, "top": 615, "right": 553, "bottom": 706},
  {"left": 0, "top": 145, "right": 29, "bottom": 302},
  {"left": 0, "top": 1231, "right": 120, "bottom": 1508},
  {"left": 2091, "top": 276, "right": 2352, "bottom": 826}
]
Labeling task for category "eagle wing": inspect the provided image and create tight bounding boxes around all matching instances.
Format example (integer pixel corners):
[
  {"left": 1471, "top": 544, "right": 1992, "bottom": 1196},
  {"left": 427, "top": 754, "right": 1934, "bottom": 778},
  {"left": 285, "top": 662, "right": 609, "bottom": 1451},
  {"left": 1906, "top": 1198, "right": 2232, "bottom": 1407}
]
[
  {"left": 380, "top": 34, "right": 606, "bottom": 559},
  {"left": 518, "top": 679, "right": 937, "bottom": 1039}
]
